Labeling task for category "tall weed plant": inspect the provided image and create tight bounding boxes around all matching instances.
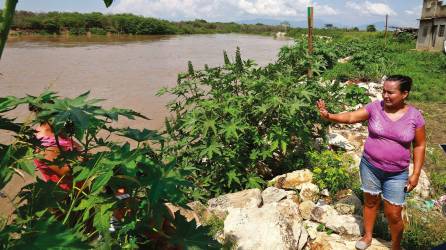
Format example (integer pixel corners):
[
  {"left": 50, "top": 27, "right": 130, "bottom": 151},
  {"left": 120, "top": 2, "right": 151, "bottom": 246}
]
[
  {"left": 0, "top": 92, "right": 219, "bottom": 249},
  {"left": 158, "top": 45, "right": 337, "bottom": 198}
]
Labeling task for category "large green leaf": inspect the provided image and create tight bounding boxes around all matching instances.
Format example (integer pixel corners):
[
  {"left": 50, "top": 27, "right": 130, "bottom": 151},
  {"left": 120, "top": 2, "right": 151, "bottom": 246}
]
[
  {"left": 169, "top": 211, "right": 221, "bottom": 250},
  {"left": 91, "top": 170, "right": 113, "bottom": 194},
  {"left": 103, "top": 0, "right": 113, "bottom": 7},
  {"left": 9, "top": 216, "right": 90, "bottom": 249}
]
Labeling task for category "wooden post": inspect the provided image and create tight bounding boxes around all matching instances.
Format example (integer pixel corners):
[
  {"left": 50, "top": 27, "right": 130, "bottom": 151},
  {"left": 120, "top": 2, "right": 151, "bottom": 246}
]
[{"left": 307, "top": 6, "right": 314, "bottom": 78}]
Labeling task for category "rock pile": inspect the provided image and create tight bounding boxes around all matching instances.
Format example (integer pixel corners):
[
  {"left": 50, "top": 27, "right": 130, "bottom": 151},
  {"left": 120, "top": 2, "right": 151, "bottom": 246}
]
[{"left": 171, "top": 169, "right": 390, "bottom": 250}]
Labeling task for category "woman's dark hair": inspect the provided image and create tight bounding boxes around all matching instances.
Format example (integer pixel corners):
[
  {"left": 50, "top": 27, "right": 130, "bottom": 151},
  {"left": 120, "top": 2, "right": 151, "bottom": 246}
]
[{"left": 385, "top": 75, "right": 412, "bottom": 93}]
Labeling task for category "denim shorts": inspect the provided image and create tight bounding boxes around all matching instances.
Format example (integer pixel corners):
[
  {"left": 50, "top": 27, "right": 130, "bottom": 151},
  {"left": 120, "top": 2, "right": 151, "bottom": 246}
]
[{"left": 359, "top": 156, "right": 409, "bottom": 206}]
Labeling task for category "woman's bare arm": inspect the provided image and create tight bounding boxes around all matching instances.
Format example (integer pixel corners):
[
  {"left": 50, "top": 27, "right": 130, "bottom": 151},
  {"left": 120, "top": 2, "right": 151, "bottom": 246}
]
[
  {"left": 316, "top": 99, "right": 369, "bottom": 124},
  {"left": 43, "top": 146, "right": 71, "bottom": 177},
  {"left": 407, "top": 126, "right": 426, "bottom": 192}
]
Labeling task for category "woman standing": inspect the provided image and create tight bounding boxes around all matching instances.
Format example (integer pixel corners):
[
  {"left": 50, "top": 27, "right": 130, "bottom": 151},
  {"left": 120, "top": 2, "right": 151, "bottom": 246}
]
[{"left": 316, "top": 75, "right": 426, "bottom": 250}]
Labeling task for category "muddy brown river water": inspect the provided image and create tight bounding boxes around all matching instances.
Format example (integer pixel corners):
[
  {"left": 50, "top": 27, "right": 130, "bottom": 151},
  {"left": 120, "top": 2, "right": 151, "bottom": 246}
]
[
  {"left": 0, "top": 34, "right": 292, "bottom": 130},
  {"left": 0, "top": 34, "right": 291, "bottom": 216}
]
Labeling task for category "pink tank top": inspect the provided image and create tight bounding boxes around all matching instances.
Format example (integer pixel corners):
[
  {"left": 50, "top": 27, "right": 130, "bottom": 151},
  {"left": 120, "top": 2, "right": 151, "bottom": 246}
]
[{"left": 34, "top": 135, "right": 76, "bottom": 190}]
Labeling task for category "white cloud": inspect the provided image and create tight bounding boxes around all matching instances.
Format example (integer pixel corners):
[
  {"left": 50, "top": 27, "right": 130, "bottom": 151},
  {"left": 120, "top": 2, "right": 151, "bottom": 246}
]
[
  {"left": 314, "top": 3, "right": 338, "bottom": 15},
  {"left": 109, "top": 0, "right": 338, "bottom": 20},
  {"left": 404, "top": 4, "right": 422, "bottom": 16},
  {"left": 346, "top": 1, "right": 396, "bottom": 16}
]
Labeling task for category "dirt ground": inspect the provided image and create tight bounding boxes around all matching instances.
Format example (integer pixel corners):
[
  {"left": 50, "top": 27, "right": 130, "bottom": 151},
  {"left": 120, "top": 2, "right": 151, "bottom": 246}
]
[{"left": 0, "top": 173, "right": 36, "bottom": 219}]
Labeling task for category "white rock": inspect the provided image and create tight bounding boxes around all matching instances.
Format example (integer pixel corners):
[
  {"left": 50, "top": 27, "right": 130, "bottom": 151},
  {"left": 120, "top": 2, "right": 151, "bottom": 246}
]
[
  {"left": 328, "top": 132, "right": 355, "bottom": 151},
  {"left": 208, "top": 189, "right": 262, "bottom": 218},
  {"left": 334, "top": 203, "right": 355, "bottom": 215},
  {"left": 224, "top": 199, "right": 306, "bottom": 250},
  {"left": 310, "top": 232, "right": 391, "bottom": 250},
  {"left": 269, "top": 169, "right": 313, "bottom": 190},
  {"left": 303, "top": 220, "right": 319, "bottom": 240},
  {"left": 320, "top": 189, "right": 330, "bottom": 197},
  {"left": 299, "top": 200, "right": 316, "bottom": 220},
  {"left": 311, "top": 205, "right": 363, "bottom": 236},
  {"left": 409, "top": 163, "right": 432, "bottom": 199},
  {"left": 299, "top": 183, "right": 320, "bottom": 202},
  {"left": 336, "top": 191, "right": 363, "bottom": 215},
  {"left": 262, "top": 187, "right": 288, "bottom": 204}
]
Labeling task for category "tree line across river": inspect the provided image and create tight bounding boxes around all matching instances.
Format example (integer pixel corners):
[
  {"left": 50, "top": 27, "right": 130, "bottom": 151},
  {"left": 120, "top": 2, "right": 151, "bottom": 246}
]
[{"left": 5, "top": 10, "right": 366, "bottom": 36}]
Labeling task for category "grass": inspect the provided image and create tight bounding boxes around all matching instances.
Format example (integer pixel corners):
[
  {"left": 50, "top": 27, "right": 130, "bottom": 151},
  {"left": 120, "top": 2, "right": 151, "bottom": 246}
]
[
  {"left": 322, "top": 34, "right": 446, "bottom": 103},
  {"left": 412, "top": 101, "right": 446, "bottom": 197}
]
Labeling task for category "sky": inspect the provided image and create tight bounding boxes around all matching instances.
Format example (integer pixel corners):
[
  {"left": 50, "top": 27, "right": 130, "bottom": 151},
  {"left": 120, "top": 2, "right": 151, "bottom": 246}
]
[{"left": 0, "top": 0, "right": 424, "bottom": 27}]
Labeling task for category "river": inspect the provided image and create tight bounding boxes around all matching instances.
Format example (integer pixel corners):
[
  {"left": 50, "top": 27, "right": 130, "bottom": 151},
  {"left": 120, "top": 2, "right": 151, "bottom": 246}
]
[{"left": 0, "top": 34, "right": 292, "bottom": 130}]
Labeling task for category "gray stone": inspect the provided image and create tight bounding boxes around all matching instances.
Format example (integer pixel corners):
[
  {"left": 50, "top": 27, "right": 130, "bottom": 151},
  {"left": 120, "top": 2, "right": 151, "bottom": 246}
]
[
  {"left": 224, "top": 198, "right": 306, "bottom": 250},
  {"left": 268, "top": 169, "right": 313, "bottom": 190},
  {"left": 208, "top": 189, "right": 262, "bottom": 218},
  {"left": 334, "top": 203, "right": 355, "bottom": 215},
  {"left": 299, "top": 200, "right": 316, "bottom": 220},
  {"left": 328, "top": 132, "right": 355, "bottom": 151},
  {"left": 409, "top": 163, "right": 432, "bottom": 199},
  {"left": 336, "top": 191, "right": 363, "bottom": 215},
  {"left": 311, "top": 205, "right": 363, "bottom": 236},
  {"left": 262, "top": 186, "right": 288, "bottom": 204},
  {"left": 299, "top": 183, "right": 320, "bottom": 202}
]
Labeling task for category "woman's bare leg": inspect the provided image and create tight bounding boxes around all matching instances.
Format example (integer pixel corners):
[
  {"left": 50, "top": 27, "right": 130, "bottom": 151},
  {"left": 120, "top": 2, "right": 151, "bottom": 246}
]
[
  {"left": 383, "top": 200, "right": 404, "bottom": 250},
  {"left": 361, "top": 193, "right": 381, "bottom": 244}
]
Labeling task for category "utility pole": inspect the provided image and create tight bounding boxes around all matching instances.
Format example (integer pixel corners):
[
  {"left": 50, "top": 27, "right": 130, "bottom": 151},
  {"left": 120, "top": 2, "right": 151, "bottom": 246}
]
[
  {"left": 384, "top": 14, "right": 389, "bottom": 44},
  {"left": 307, "top": 1, "right": 314, "bottom": 78}
]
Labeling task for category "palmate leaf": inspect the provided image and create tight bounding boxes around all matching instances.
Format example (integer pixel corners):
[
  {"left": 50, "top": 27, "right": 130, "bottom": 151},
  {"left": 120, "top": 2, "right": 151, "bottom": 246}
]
[
  {"left": 198, "top": 140, "right": 221, "bottom": 159},
  {"left": 169, "top": 211, "right": 221, "bottom": 250},
  {"left": 103, "top": 0, "right": 114, "bottom": 7},
  {"left": 201, "top": 118, "right": 217, "bottom": 137},
  {"left": 139, "top": 159, "right": 190, "bottom": 206},
  {"left": 9, "top": 216, "right": 90, "bottom": 249},
  {"left": 221, "top": 120, "right": 240, "bottom": 140},
  {"left": 93, "top": 202, "right": 114, "bottom": 233},
  {"left": 0, "top": 116, "right": 22, "bottom": 132},
  {"left": 246, "top": 174, "right": 264, "bottom": 189},
  {"left": 226, "top": 169, "right": 241, "bottom": 187},
  {"left": 98, "top": 107, "right": 149, "bottom": 121},
  {"left": 118, "top": 127, "right": 163, "bottom": 142},
  {"left": 91, "top": 170, "right": 113, "bottom": 194}
]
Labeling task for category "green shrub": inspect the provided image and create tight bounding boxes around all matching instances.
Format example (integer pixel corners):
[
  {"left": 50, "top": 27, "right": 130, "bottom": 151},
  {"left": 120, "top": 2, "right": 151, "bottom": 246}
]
[
  {"left": 344, "top": 84, "right": 371, "bottom": 107},
  {"left": 307, "top": 150, "right": 355, "bottom": 193},
  {"left": 89, "top": 27, "right": 106, "bottom": 35},
  {"left": 159, "top": 46, "right": 333, "bottom": 198}
]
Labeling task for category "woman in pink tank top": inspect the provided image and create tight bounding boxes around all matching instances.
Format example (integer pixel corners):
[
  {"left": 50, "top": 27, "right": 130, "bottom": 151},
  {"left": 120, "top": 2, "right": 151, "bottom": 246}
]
[
  {"left": 30, "top": 104, "right": 79, "bottom": 191},
  {"left": 316, "top": 75, "right": 426, "bottom": 250}
]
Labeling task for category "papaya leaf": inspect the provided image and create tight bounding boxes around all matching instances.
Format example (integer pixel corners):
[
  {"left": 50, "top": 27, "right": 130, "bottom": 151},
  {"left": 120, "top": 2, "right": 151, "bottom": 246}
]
[
  {"left": 169, "top": 211, "right": 221, "bottom": 250},
  {"left": 118, "top": 127, "right": 163, "bottom": 142},
  {"left": 104, "top": 0, "right": 113, "bottom": 7},
  {"left": 9, "top": 216, "right": 90, "bottom": 249},
  {"left": 91, "top": 170, "right": 113, "bottom": 194}
]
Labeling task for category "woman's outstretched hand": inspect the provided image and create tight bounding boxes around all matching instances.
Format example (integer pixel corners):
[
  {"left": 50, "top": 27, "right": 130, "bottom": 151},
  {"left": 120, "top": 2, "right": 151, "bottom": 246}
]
[{"left": 316, "top": 99, "right": 330, "bottom": 119}]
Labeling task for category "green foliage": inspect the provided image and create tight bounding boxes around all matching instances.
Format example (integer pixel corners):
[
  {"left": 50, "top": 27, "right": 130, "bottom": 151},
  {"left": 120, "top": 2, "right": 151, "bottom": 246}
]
[
  {"left": 9, "top": 11, "right": 293, "bottom": 36},
  {"left": 343, "top": 84, "right": 371, "bottom": 107},
  {"left": 366, "top": 25, "right": 376, "bottom": 32},
  {"left": 402, "top": 200, "right": 446, "bottom": 249},
  {"left": 159, "top": 45, "right": 334, "bottom": 198},
  {"left": 394, "top": 32, "right": 416, "bottom": 43},
  {"left": 0, "top": 91, "right": 219, "bottom": 249},
  {"left": 307, "top": 150, "right": 355, "bottom": 193}
]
